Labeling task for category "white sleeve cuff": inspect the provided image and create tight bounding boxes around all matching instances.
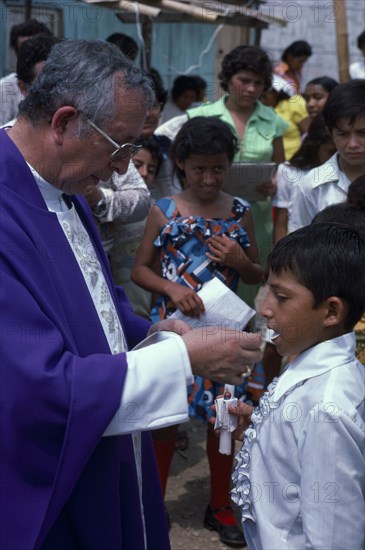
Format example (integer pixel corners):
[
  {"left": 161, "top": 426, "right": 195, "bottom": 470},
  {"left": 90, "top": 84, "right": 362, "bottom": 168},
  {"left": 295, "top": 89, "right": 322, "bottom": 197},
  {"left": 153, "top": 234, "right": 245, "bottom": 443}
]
[{"left": 103, "top": 332, "right": 193, "bottom": 436}]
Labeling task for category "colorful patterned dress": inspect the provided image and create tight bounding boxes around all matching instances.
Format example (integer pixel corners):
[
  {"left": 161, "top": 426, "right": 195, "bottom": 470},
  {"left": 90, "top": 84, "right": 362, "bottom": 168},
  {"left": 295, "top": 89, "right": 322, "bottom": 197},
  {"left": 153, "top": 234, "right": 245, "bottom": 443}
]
[{"left": 150, "top": 196, "right": 265, "bottom": 421}]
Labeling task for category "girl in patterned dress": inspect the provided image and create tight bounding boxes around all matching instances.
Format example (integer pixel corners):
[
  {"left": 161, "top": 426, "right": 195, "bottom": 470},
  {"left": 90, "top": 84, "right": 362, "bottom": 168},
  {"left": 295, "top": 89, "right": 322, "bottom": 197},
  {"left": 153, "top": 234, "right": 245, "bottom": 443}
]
[{"left": 132, "top": 116, "right": 263, "bottom": 546}]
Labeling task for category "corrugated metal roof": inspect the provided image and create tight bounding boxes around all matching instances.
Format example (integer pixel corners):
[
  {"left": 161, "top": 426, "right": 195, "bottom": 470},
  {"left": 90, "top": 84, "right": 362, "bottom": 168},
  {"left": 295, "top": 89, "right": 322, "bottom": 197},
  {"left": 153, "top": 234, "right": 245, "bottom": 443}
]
[{"left": 83, "top": 0, "right": 287, "bottom": 28}]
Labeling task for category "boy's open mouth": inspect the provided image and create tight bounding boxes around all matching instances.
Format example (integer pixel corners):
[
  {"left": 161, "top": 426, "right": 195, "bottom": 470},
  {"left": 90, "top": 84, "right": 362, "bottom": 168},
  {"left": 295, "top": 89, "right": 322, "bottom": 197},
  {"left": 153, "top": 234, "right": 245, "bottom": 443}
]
[{"left": 270, "top": 329, "right": 281, "bottom": 342}]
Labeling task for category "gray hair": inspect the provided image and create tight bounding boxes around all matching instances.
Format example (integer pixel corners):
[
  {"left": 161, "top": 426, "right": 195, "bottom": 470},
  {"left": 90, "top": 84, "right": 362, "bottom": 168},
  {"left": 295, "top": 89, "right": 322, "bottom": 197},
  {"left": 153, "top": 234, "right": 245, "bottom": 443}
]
[{"left": 18, "top": 39, "right": 155, "bottom": 129}]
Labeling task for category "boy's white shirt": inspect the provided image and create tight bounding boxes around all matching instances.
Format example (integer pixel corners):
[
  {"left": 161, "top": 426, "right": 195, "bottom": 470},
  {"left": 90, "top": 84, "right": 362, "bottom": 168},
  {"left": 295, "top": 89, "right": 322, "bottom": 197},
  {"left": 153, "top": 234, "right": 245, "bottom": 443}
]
[
  {"left": 289, "top": 153, "right": 351, "bottom": 232},
  {"left": 233, "top": 332, "right": 365, "bottom": 550}
]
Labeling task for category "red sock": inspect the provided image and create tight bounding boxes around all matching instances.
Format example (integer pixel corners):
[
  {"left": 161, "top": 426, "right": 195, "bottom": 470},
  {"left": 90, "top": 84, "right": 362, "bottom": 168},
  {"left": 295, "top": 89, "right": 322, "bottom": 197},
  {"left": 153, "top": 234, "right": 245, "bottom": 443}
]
[
  {"left": 206, "top": 428, "right": 237, "bottom": 526},
  {"left": 152, "top": 435, "right": 177, "bottom": 497}
]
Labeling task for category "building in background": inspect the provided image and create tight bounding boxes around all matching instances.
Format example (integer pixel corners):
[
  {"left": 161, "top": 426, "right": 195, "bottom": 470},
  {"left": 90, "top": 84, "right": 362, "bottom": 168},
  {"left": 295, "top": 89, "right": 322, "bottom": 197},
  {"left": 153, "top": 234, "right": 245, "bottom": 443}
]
[
  {"left": 260, "top": 0, "right": 364, "bottom": 87},
  {"left": 1, "top": 1, "right": 363, "bottom": 99}
]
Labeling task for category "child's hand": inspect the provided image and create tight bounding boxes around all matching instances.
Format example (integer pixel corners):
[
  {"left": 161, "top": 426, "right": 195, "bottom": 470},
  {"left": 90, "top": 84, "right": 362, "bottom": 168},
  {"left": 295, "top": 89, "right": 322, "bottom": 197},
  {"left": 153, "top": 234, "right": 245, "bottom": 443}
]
[
  {"left": 256, "top": 179, "right": 277, "bottom": 197},
  {"left": 167, "top": 283, "right": 205, "bottom": 317},
  {"left": 206, "top": 234, "right": 246, "bottom": 269},
  {"left": 210, "top": 398, "right": 254, "bottom": 441},
  {"left": 83, "top": 185, "right": 104, "bottom": 207},
  {"left": 228, "top": 401, "right": 254, "bottom": 441}
]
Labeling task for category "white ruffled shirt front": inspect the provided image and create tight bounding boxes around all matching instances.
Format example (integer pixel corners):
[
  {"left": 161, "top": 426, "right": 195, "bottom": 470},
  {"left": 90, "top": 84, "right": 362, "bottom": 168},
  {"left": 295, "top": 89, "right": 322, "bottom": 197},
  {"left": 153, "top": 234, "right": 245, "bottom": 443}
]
[{"left": 232, "top": 332, "right": 365, "bottom": 550}]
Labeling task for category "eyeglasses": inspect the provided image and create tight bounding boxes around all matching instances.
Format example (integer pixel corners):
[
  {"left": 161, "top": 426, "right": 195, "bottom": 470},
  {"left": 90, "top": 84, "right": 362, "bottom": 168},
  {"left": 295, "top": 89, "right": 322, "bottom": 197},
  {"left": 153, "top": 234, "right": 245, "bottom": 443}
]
[{"left": 78, "top": 112, "right": 142, "bottom": 161}]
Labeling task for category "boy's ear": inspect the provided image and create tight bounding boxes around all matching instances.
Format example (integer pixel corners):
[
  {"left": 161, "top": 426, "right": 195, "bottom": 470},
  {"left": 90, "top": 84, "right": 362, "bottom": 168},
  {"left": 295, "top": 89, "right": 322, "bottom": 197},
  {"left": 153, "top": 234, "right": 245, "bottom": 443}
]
[
  {"left": 323, "top": 296, "right": 347, "bottom": 327},
  {"left": 175, "top": 159, "right": 185, "bottom": 171}
]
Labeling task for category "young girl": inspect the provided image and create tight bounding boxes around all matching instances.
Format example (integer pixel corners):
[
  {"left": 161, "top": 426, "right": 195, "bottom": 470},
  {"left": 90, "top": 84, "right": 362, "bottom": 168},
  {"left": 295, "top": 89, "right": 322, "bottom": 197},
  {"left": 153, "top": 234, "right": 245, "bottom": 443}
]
[
  {"left": 303, "top": 75, "right": 339, "bottom": 120},
  {"left": 273, "top": 40, "right": 312, "bottom": 94},
  {"left": 132, "top": 116, "right": 263, "bottom": 546}
]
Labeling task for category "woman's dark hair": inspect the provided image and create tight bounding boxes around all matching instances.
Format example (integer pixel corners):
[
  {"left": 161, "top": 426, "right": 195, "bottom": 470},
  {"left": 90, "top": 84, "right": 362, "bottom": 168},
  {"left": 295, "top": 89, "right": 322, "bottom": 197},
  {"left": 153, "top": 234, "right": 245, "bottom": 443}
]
[
  {"left": 10, "top": 19, "right": 53, "bottom": 53},
  {"left": 147, "top": 68, "right": 168, "bottom": 110},
  {"left": 268, "top": 222, "right": 365, "bottom": 331},
  {"left": 171, "top": 76, "right": 200, "bottom": 101},
  {"left": 322, "top": 79, "right": 365, "bottom": 131},
  {"left": 170, "top": 116, "right": 238, "bottom": 179},
  {"left": 134, "top": 136, "right": 164, "bottom": 175},
  {"left": 289, "top": 114, "right": 333, "bottom": 169},
  {"left": 281, "top": 40, "right": 312, "bottom": 61},
  {"left": 218, "top": 45, "right": 273, "bottom": 92},
  {"left": 305, "top": 76, "right": 338, "bottom": 93}
]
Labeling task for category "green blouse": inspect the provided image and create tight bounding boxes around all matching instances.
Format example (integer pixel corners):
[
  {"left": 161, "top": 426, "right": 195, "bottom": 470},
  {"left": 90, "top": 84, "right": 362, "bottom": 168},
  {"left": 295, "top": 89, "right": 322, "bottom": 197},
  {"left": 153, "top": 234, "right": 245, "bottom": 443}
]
[{"left": 187, "top": 97, "right": 288, "bottom": 163}]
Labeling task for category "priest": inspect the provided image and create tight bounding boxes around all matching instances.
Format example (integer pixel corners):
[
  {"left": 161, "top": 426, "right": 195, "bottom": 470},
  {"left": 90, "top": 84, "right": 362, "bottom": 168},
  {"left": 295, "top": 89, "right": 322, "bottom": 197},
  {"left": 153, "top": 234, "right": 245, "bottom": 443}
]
[{"left": 0, "top": 39, "right": 261, "bottom": 549}]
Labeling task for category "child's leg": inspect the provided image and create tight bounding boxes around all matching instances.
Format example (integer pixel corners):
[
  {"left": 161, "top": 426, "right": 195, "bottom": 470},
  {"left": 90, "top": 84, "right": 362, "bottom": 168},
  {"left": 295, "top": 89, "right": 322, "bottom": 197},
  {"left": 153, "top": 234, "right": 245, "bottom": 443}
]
[
  {"left": 206, "top": 424, "right": 234, "bottom": 514},
  {"left": 152, "top": 425, "right": 179, "bottom": 496},
  {"left": 205, "top": 425, "right": 245, "bottom": 546}
]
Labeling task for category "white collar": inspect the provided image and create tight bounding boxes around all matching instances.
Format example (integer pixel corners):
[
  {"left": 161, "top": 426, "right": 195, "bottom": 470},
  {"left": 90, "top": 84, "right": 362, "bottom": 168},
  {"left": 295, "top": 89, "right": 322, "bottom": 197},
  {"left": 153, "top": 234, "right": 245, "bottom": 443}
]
[
  {"left": 273, "top": 332, "right": 356, "bottom": 401},
  {"left": 27, "top": 163, "right": 63, "bottom": 200},
  {"left": 27, "top": 163, "right": 69, "bottom": 212},
  {"left": 310, "top": 153, "right": 350, "bottom": 192}
]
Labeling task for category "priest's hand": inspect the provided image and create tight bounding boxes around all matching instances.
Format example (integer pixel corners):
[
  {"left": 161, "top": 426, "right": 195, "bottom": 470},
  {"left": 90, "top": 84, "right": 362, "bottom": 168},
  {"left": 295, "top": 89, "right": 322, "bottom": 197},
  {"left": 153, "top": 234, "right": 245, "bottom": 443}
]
[
  {"left": 182, "top": 327, "right": 262, "bottom": 385},
  {"left": 148, "top": 318, "right": 193, "bottom": 336}
]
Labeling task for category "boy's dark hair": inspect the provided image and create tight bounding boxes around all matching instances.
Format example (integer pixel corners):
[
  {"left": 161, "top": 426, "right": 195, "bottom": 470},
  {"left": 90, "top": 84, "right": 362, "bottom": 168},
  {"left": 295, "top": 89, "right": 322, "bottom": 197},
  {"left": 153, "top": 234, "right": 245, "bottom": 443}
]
[
  {"left": 134, "top": 136, "right": 164, "bottom": 175},
  {"left": 219, "top": 45, "right": 273, "bottom": 92},
  {"left": 268, "top": 223, "right": 365, "bottom": 331},
  {"left": 16, "top": 35, "right": 58, "bottom": 86},
  {"left": 170, "top": 116, "right": 238, "bottom": 180},
  {"left": 322, "top": 79, "right": 365, "bottom": 131},
  {"left": 10, "top": 19, "right": 53, "bottom": 53},
  {"left": 312, "top": 204, "right": 365, "bottom": 239},
  {"left": 192, "top": 75, "right": 207, "bottom": 91},
  {"left": 305, "top": 76, "right": 338, "bottom": 93},
  {"left": 357, "top": 30, "right": 365, "bottom": 49},
  {"left": 281, "top": 40, "right": 312, "bottom": 61},
  {"left": 106, "top": 32, "right": 138, "bottom": 60},
  {"left": 289, "top": 114, "right": 334, "bottom": 169},
  {"left": 171, "top": 76, "right": 200, "bottom": 101}
]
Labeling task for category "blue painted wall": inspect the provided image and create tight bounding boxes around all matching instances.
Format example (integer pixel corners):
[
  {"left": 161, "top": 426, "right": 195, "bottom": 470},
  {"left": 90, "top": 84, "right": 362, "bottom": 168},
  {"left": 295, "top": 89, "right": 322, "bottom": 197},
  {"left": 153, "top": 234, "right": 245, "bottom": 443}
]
[
  {"left": 1, "top": 1, "right": 217, "bottom": 100},
  {"left": 149, "top": 23, "right": 217, "bottom": 100}
]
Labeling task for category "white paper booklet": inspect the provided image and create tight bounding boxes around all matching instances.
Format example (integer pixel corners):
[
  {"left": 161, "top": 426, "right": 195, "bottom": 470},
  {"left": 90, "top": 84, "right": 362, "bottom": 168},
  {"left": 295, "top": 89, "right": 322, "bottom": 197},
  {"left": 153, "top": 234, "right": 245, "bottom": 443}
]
[{"left": 170, "top": 277, "right": 256, "bottom": 330}]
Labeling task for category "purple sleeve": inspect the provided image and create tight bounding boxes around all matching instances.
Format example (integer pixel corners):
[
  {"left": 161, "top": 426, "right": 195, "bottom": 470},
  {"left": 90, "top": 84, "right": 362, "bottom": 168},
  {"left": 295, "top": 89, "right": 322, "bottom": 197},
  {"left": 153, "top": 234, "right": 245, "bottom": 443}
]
[{"left": 115, "top": 284, "right": 151, "bottom": 348}]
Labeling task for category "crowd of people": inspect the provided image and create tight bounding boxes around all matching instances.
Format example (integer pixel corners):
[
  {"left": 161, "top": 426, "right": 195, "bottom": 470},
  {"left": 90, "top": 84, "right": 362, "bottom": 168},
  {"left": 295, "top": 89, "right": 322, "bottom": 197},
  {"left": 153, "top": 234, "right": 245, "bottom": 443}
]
[{"left": 0, "top": 20, "right": 364, "bottom": 550}]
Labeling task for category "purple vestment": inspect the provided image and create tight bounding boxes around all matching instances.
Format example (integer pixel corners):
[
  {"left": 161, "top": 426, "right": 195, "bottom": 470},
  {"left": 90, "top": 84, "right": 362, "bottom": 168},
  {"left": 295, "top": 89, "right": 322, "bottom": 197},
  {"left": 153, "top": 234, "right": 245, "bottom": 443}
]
[{"left": 0, "top": 129, "right": 170, "bottom": 549}]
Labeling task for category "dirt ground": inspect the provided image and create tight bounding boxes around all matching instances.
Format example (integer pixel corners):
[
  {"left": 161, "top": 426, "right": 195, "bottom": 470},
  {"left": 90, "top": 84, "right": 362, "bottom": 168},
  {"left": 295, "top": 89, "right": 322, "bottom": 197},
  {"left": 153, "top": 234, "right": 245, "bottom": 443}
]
[{"left": 165, "top": 418, "right": 248, "bottom": 550}]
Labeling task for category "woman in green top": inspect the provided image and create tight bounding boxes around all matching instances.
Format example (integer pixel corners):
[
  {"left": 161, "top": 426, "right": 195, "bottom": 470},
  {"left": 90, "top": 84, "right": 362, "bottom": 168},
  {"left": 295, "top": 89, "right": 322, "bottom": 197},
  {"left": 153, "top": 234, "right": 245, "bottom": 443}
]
[{"left": 188, "top": 45, "right": 288, "bottom": 306}]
